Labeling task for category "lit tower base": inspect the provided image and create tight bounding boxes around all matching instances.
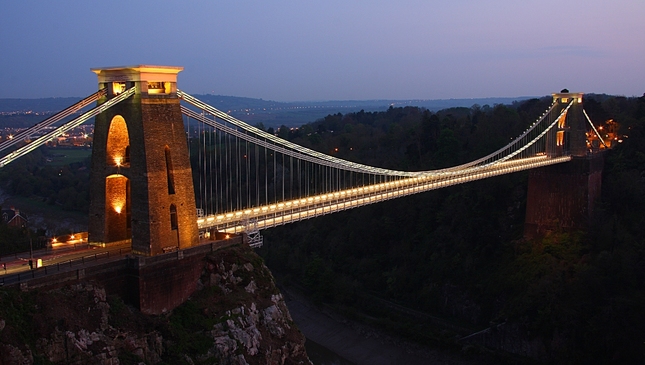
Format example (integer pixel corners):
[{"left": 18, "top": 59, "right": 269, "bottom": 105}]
[{"left": 88, "top": 65, "right": 199, "bottom": 256}]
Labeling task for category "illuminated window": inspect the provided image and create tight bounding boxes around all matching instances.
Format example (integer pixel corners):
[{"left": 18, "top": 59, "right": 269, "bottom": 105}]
[
  {"left": 556, "top": 131, "right": 564, "bottom": 146},
  {"left": 170, "top": 204, "right": 178, "bottom": 230}
]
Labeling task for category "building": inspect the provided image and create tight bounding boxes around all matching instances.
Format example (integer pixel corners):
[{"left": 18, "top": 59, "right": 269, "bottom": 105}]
[{"left": 1, "top": 207, "right": 28, "bottom": 228}]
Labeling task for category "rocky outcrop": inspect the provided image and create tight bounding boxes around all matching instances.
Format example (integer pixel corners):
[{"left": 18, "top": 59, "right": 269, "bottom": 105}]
[
  {"left": 1, "top": 283, "right": 160, "bottom": 365},
  {"left": 189, "top": 246, "right": 311, "bottom": 365},
  {"left": 0, "top": 244, "right": 311, "bottom": 365}
]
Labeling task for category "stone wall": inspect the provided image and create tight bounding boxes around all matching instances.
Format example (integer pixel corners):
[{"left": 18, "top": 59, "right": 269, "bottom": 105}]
[{"left": 524, "top": 153, "right": 605, "bottom": 237}]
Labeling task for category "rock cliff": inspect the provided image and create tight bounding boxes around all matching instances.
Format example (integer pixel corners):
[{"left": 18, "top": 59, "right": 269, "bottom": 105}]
[{"left": 0, "top": 244, "right": 312, "bottom": 365}]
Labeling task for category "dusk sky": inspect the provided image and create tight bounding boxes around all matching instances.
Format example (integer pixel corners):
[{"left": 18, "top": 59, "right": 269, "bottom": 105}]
[{"left": 1, "top": 1, "right": 643, "bottom": 101}]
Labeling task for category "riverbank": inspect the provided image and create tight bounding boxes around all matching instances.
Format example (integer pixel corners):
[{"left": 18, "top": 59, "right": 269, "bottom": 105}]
[{"left": 282, "top": 287, "right": 487, "bottom": 365}]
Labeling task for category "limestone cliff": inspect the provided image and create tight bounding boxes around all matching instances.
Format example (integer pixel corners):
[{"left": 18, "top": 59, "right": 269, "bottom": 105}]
[{"left": 0, "top": 244, "right": 312, "bottom": 365}]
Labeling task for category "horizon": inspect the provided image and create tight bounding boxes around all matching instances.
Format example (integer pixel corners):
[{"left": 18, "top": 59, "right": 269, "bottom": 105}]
[{"left": 0, "top": 93, "right": 541, "bottom": 103}]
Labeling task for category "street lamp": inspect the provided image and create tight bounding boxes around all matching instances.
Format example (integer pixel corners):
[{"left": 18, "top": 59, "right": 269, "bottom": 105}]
[{"left": 27, "top": 225, "right": 33, "bottom": 269}]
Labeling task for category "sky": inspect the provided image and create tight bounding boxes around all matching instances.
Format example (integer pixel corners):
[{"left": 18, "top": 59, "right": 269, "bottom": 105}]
[{"left": 1, "top": 0, "right": 644, "bottom": 101}]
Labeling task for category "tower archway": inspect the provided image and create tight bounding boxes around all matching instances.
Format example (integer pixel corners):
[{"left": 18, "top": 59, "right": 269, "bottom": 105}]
[
  {"left": 106, "top": 115, "right": 130, "bottom": 167},
  {"left": 105, "top": 174, "right": 131, "bottom": 243}
]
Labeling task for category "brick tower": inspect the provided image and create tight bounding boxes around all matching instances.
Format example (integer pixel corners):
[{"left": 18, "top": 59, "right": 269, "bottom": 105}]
[
  {"left": 544, "top": 91, "right": 586, "bottom": 158},
  {"left": 525, "top": 91, "right": 604, "bottom": 237},
  {"left": 88, "top": 65, "right": 199, "bottom": 256}
]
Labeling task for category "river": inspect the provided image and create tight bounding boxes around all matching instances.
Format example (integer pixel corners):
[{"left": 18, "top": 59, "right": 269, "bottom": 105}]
[
  {"left": 306, "top": 338, "right": 356, "bottom": 365},
  {"left": 283, "top": 289, "right": 482, "bottom": 365}
]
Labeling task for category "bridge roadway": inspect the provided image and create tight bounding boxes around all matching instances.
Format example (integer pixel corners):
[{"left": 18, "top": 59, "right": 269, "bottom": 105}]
[
  {"left": 0, "top": 243, "right": 131, "bottom": 286},
  {"left": 197, "top": 154, "right": 572, "bottom": 234}
]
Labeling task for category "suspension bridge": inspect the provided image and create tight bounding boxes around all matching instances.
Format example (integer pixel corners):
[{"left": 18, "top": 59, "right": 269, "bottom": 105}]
[{"left": 0, "top": 65, "right": 606, "bottom": 255}]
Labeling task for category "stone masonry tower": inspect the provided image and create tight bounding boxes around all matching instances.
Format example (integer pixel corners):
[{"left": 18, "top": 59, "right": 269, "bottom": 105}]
[
  {"left": 88, "top": 65, "right": 199, "bottom": 256},
  {"left": 525, "top": 91, "right": 604, "bottom": 237},
  {"left": 545, "top": 91, "right": 586, "bottom": 158}
]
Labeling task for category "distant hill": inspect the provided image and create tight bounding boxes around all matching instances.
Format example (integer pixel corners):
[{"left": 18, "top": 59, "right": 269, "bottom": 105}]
[
  {"left": 0, "top": 97, "right": 83, "bottom": 113},
  {"left": 0, "top": 94, "right": 534, "bottom": 129},
  {"left": 192, "top": 94, "right": 535, "bottom": 114}
]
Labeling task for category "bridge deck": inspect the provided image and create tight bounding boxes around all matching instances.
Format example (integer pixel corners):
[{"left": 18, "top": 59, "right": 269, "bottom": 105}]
[{"left": 197, "top": 155, "right": 571, "bottom": 234}]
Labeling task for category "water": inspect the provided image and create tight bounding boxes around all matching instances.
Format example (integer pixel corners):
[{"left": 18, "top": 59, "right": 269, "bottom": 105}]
[{"left": 305, "top": 338, "right": 356, "bottom": 365}]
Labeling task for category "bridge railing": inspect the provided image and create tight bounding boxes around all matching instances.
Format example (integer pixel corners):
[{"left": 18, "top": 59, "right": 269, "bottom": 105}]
[{"left": 0, "top": 247, "right": 131, "bottom": 287}]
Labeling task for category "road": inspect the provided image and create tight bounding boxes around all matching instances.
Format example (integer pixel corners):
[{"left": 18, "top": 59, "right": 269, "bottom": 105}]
[{"left": 0, "top": 243, "right": 130, "bottom": 281}]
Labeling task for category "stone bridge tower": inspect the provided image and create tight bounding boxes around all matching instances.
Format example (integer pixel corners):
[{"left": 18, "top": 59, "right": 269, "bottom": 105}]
[
  {"left": 525, "top": 91, "right": 604, "bottom": 237},
  {"left": 88, "top": 65, "right": 199, "bottom": 255}
]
